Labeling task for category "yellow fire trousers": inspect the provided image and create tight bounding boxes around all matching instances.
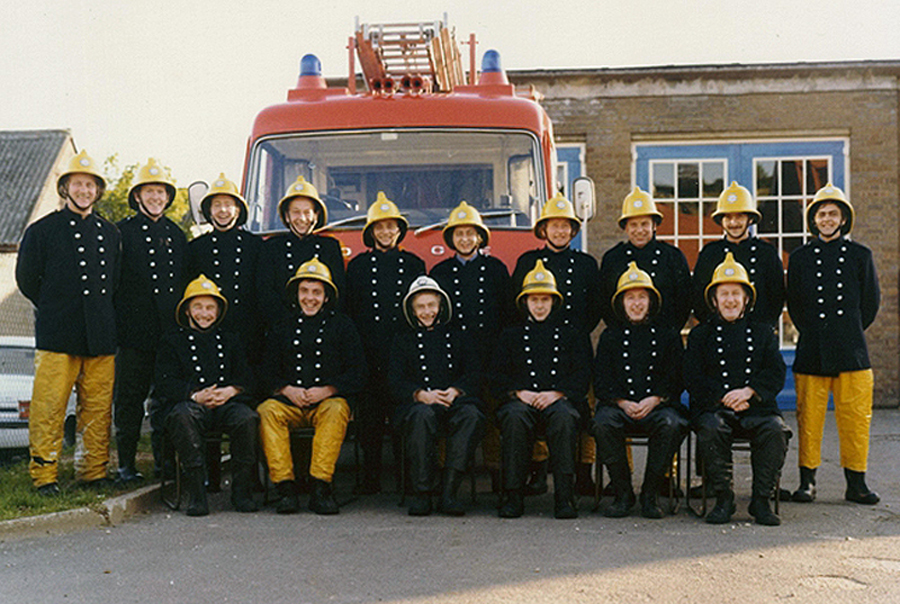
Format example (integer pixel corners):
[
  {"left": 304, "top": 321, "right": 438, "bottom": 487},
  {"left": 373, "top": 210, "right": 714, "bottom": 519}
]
[
  {"left": 29, "top": 351, "right": 115, "bottom": 487},
  {"left": 794, "top": 370, "right": 874, "bottom": 472},
  {"left": 258, "top": 397, "right": 350, "bottom": 483}
]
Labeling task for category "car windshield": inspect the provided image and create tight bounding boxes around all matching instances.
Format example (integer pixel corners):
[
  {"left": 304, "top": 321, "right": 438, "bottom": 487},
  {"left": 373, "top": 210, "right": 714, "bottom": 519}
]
[
  {"left": 245, "top": 129, "right": 542, "bottom": 232},
  {"left": 0, "top": 346, "right": 34, "bottom": 376}
]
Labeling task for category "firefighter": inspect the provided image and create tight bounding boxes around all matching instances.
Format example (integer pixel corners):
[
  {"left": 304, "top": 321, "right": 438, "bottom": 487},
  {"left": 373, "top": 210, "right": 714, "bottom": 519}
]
[
  {"left": 511, "top": 194, "right": 599, "bottom": 496},
  {"left": 430, "top": 201, "right": 513, "bottom": 491},
  {"left": 693, "top": 181, "right": 785, "bottom": 328},
  {"left": 256, "top": 175, "right": 346, "bottom": 327},
  {"left": 389, "top": 276, "right": 486, "bottom": 516},
  {"left": 154, "top": 276, "right": 259, "bottom": 516},
  {"left": 493, "top": 261, "right": 592, "bottom": 519},
  {"left": 685, "top": 253, "right": 789, "bottom": 525},
  {"left": 346, "top": 192, "right": 425, "bottom": 494},
  {"left": 188, "top": 174, "right": 263, "bottom": 368},
  {"left": 592, "top": 262, "right": 687, "bottom": 519},
  {"left": 257, "top": 257, "right": 366, "bottom": 515},
  {"left": 16, "top": 150, "right": 120, "bottom": 494},
  {"left": 787, "top": 183, "right": 880, "bottom": 505},
  {"left": 599, "top": 187, "right": 692, "bottom": 332},
  {"left": 114, "top": 158, "right": 188, "bottom": 482}
]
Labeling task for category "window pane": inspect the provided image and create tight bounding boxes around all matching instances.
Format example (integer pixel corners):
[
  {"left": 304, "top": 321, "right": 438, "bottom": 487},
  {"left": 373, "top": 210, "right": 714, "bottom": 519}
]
[
  {"left": 678, "top": 163, "right": 700, "bottom": 198},
  {"left": 758, "top": 199, "right": 778, "bottom": 234},
  {"left": 807, "top": 159, "right": 829, "bottom": 194},
  {"left": 653, "top": 163, "right": 675, "bottom": 198},
  {"left": 680, "top": 201, "right": 699, "bottom": 235},
  {"left": 783, "top": 236, "right": 804, "bottom": 264},
  {"left": 782, "top": 199, "right": 804, "bottom": 233},
  {"left": 678, "top": 239, "right": 700, "bottom": 270},
  {"left": 702, "top": 201, "right": 718, "bottom": 237},
  {"left": 756, "top": 160, "right": 777, "bottom": 197},
  {"left": 656, "top": 202, "right": 674, "bottom": 236},
  {"left": 781, "top": 160, "right": 803, "bottom": 196},
  {"left": 702, "top": 162, "right": 724, "bottom": 198}
]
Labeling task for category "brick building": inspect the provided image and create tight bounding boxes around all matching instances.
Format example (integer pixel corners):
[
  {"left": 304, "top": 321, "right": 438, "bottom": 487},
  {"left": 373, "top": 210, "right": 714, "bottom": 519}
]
[{"left": 509, "top": 61, "right": 900, "bottom": 407}]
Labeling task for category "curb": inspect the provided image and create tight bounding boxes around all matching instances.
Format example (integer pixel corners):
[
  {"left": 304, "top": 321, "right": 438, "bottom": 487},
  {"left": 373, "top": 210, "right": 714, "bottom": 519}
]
[{"left": 0, "top": 483, "right": 160, "bottom": 542}]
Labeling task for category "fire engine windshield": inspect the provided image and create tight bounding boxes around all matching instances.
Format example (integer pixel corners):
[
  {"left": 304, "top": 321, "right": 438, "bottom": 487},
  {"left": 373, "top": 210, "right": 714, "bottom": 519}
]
[{"left": 245, "top": 129, "right": 542, "bottom": 232}]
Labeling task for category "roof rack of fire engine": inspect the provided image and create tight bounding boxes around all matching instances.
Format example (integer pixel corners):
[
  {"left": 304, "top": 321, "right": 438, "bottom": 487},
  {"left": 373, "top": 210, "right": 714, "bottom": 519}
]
[{"left": 353, "top": 16, "right": 468, "bottom": 93}]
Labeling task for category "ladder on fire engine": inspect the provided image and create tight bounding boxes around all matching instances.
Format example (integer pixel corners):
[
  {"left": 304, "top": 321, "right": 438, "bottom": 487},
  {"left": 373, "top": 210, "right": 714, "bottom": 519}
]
[{"left": 355, "top": 17, "right": 466, "bottom": 93}]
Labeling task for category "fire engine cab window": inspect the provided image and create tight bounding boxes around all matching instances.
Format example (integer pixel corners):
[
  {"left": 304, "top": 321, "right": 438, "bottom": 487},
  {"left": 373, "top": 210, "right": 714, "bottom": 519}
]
[{"left": 247, "top": 130, "right": 541, "bottom": 232}]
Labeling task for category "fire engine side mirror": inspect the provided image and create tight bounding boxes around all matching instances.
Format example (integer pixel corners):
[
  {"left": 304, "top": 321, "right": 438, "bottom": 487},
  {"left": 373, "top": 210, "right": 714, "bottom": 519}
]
[
  {"left": 572, "top": 176, "right": 595, "bottom": 222},
  {"left": 188, "top": 181, "right": 209, "bottom": 226}
]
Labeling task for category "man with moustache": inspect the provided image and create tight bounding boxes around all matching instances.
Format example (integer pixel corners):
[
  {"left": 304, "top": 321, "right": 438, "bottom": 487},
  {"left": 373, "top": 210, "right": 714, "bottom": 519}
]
[{"left": 17, "top": 150, "right": 121, "bottom": 494}]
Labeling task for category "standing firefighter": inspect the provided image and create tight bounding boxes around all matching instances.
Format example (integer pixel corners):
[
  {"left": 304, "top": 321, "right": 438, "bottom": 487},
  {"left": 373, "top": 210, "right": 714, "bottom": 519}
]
[
  {"left": 256, "top": 175, "right": 346, "bottom": 327},
  {"left": 592, "top": 262, "right": 687, "bottom": 519},
  {"left": 787, "top": 183, "right": 881, "bottom": 505},
  {"left": 493, "top": 261, "right": 592, "bottom": 519},
  {"left": 693, "top": 181, "right": 785, "bottom": 328},
  {"left": 188, "top": 174, "right": 263, "bottom": 365},
  {"left": 346, "top": 192, "right": 424, "bottom": 494},
  {"left": 115, "top": 158, "right": 188, "bottom": 482},
  {"left": 16, "top": 150, "right": 120, "bottom": 494},
  {"left": 389, "top": 276, "right": 486, "bottom": 516},
  {"left": 257, "top": 257, "right": 366, "bottom": 515},
  {"left": 154, "top": 276, "right": 259, "bottom": 516},
  {"left": 685, "top": 253, "right": 789, "bottom": 526}
]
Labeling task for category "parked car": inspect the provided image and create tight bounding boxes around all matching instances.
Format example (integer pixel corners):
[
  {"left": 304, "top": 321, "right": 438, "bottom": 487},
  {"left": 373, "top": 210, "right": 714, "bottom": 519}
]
[{"left": 0, "top": 336, "right": 76, "bottom": 451}]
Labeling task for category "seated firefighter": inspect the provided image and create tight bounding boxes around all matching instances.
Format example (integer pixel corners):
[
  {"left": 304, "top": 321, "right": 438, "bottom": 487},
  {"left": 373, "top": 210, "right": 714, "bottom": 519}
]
[
  {"left": 492, "top": 260, "right": 592, "bottom": 519},
  {"left": 154, "top": 275, "right": 260, "bottom": 516},
  {"left": 257, "top": 257, "right": 366, "bottom": 515},
  {"left": 389, "top": 276, "right": 486, "bottom": 517},
  {"left": 685, "top": 253, "right": 790, "bottom": 526},
  {"left": 592, "top": 262, "right": 688, "bottom": 519}
]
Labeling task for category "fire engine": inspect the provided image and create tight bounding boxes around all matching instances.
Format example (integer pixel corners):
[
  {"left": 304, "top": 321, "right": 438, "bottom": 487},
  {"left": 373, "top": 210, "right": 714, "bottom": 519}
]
[{"left": 192, "top": 18, "right": 594, "bottom": 268}]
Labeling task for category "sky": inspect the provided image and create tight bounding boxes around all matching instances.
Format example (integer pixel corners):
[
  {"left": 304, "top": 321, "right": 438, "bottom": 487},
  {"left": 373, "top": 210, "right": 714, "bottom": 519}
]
[{"left": 2, "top": 0, "right": 899, "bottom": 186}]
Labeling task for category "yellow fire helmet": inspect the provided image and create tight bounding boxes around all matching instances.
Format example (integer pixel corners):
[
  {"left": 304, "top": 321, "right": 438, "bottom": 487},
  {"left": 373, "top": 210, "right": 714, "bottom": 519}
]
[
  {"left": 515, "top": 259, "right": 563, "bottom": 308},
  {"left": 443, "top": 201, "right": 490, "bottom": 250},
  {"left": 807, "top": 182, "right": 855, "bottom": 236},
  {"left": 618, "top": 187, "right": 664, "bottom": 229},
  {"left": 402, "top": 275, "right": 452, "bottom": 328},
  {"left": 712, "top": 181, "right": 761, "bottom": 225},
  {"left": 278, "top": 175, "right": 327, "bottom": 231},
  {"left": 534, "top": 193, "right": 581, "bottom": 239},
  {"left": 285, "top": 255, "right": 338, "bottom": 305},
  {"left": 128, "top": 158, "right": 177, "bottom": 212},
  {"left": 612, "top": 261, "right": 661, "bottom": 319},
  {"left": 57, "top": 149, "right": 106, "bottom": 199},
  {"left": 175, "top": 274, "right": 228, "bottom": 329},
  {"left": 704, "top": 252, "right": 756, "bottom": 311},
  {"left": 200, "top": 173, "right": 249, "bottom": 226},
  {"left": 362, "top": 191, "right": 409, "bottom": 248}
]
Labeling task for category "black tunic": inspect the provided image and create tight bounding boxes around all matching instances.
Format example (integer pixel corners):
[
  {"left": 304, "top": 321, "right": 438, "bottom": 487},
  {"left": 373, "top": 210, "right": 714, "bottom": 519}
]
[
  {"left": 16, "top": 207, "right": 120, "bottom": 356},
  {"left": 786, "top": 236, "right": 880, "bottom": 376},
  {"left": 692, "top": 237, "right": 785, "bottom": 327},
  {"left": 256, "top": 232, "right": 346, "bottom": 325},
  {"left": 388, "top": 323, "right": 483, "bottom": 415},
  {"left": 188, "top": 228, "right": 263, "bottom": 355},
  {"left": 491, "top": 318, "right": 592, "bottom": 416},
  {"left": 684, "top": 317, "right": 786, "bottom": 419},
  {"left": 261, "top": 309, "right": 366, "bottom": 407},
  {"left": 593, "top": 322, "right": 684, "bottom": 413},
  {"left": 115, "top": 213, "right": 188, "bottom": 351},
  {"left": 599, "top": 238, "right": 692, "bottom": 331},
  {"left": 512, "top": 247, "right": 601, "bottom": 334}
]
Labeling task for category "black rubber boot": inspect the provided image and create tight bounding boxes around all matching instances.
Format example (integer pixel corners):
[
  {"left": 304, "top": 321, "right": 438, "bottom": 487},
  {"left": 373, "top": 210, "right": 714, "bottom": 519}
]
[
  {"left": 791, "top": 466, "right": 817, "bottom": 503},
  {"left": 524, "top": 460, "right": 549, "bottom": 496},
  {"left": 230, "top": 464, "right": 259, "bottom": 513},
  {"left": 37, "top": 482, "right": 61, "bottom": 497},
  {"left": 116, "top": 466, "right": 145, "bottom": 486},
  {"left": 640, "top": 491, "right": 664, "bottom": 519},
  {"left": 499, "top": 490, "right": 524, "bottom": 518},
  {"left": 575, "top": 461, "right": 596, "bottom": 497},
  {"left": 275, "top": 480, "right": 300, "bottom": 514},
  {"left": 705, "top": 490, "right": 735, "bottom": 525},
  {"left": 185, "top": 469, "right": 209, "bottom": 517},
  {"left": 439, "top": 469, "right": 465, "bottom": 516},
  {"left": 749, "top": 496, "right": 781, "bottom": 526},
  {"left": 309, "top": 478, "right": 340, "bottom": 515},
  {"left": 554, "top": 473, "right": 578, "bottom": 519},
  {"left": 408, "top": 493, "right": 432, "bottom": 516},
  {"left": 604, "top": 490, "right": 636, "bottom": 518},
  {"left": 603, "top": 458, "right": 634, "bottom": 518},
  {"left": 844, "top": 469, "right": 880, "bottom": 505}
]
